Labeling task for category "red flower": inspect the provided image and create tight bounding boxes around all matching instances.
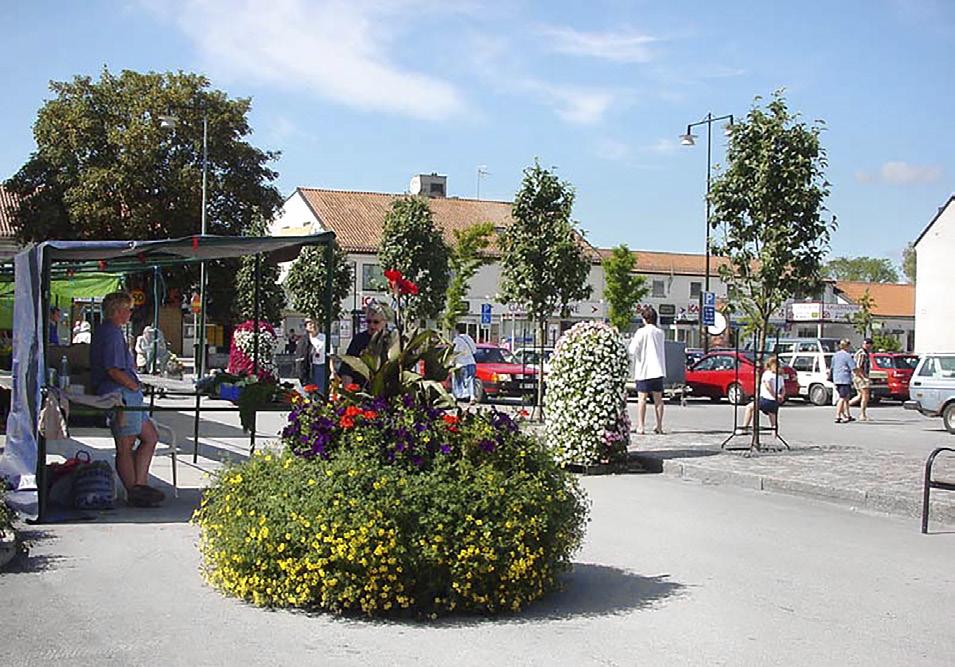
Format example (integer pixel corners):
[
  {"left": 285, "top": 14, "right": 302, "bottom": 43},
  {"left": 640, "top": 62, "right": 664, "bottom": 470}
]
[
  {"left": 363, "top": 410, "right": 378, "bottom": 420},
  {"left": 345, "top": 405, "right": 362, "bottom": 418},
  {"left": 303, "top": 384, "right": 319, "bottom": 393},
  {"left": 345, "top": 383, "right": 360, "bottom": 392},
  {"left": 442, "top": 414, "right": 459, "bottom": 426},
  {"left": 399, "top": 278, "right": 419, "bottom": 295},
  {"left": 384, "top": 268, "right": 403, "bottom": 283},
  {"left": 517, "top": 409, "right": 530, "bottom": 418},
  {"left": 339, "top": 416, "right": 355, "bottom": 429},
  {"left": 448, "top": 425, "right": 459, "bottom": 433}
]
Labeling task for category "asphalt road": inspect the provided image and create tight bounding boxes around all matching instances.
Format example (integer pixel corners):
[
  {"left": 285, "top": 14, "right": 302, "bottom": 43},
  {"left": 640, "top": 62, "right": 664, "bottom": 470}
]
[
  {"left": 624, "top": 398, "right": 953, "bottom": 458},
  {"left": 3, "top": 475, "right": 954, "bottom": 665}
]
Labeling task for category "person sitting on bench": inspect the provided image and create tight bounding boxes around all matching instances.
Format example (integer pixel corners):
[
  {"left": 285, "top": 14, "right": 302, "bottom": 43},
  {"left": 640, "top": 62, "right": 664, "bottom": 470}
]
[{"left": 90, "top": 291, "right": 164, "bottom": 508}]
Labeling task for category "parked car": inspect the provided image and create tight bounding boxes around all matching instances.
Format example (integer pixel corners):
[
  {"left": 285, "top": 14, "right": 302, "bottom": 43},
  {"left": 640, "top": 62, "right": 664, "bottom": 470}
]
[
  {"left": 512, "top": 347, "right": 554, "bottom": 374},
  {"left": 473, "top": 344, "right": 538, "bottom": 403},
  {"left": 904, "top": 353, "right": 955, "bottom": 434},
  {"left": 685, "top": 351, "right": 799, "bottom": 404},
  {"left": 760, "top": 337, "right": 843, "bottom": 355},
  {"left": 871, "top": 352, "right": 919, "bottom": 402},
  {"left": 685, "top": 348, "right": 705, "bottom": 368},
  {"left": 779, "top": 351, "right": 835, "bottom": 405}
]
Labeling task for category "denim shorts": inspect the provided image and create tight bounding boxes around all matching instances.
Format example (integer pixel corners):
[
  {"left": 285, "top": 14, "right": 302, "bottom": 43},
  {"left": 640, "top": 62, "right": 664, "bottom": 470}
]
[
  {"left": 110, "top": 387, "right": 146, "bottom": 438},
  {"left": 835, "top": 384, "right": 852, "bottom": 400},
  {"left": 758, "top": 398, "right": 779, "bottom": 414},
  {"left": 636, "top": 377, "right": 665, "bottom": 393}
]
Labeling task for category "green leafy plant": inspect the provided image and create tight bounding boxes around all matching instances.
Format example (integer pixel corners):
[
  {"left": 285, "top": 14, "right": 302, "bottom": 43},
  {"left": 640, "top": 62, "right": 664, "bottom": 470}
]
[
  {"left": 848, "top": 289, "right": 875, "bottom": 338},
  {"left": 442, "top": 222, "right": 494, "bottom": 332},
  {"left": 872, "top": 333, "right": 902, "bottom": 352},
  {"left": 902, "top": 243, "right": 916, "bottom": 284},
  {"left": 602, "top": 244, "right": 648, "bottom": 332},
  {"left": 0, "top": 483, "right": 15, "bottom": 542},
  {"left": 824, "top": 256, "right": 899, "bottom": 283},
  {"left": 284, "top": 243, "right": 353, "bottom": 323}
]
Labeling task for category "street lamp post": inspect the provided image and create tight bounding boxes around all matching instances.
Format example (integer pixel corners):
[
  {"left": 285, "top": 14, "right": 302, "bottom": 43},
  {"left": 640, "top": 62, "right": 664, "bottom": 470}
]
[
  {"left": 680, "top": 112, "right": 733, "bottom": 353},
  {"left": 159, "top": 108, "right": 209, "bottom": 377}
]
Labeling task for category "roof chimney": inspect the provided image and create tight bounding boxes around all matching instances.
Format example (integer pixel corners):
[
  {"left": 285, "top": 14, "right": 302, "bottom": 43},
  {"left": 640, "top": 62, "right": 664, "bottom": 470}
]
[{"left": 409, "top": 173, "right": 447, "bottom": 198}]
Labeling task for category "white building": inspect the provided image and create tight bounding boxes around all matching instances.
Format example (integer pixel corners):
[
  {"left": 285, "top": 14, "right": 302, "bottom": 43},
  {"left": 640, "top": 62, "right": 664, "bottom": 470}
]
[{"left": 914, "top": 196, "right": 955, "bottom": 353}]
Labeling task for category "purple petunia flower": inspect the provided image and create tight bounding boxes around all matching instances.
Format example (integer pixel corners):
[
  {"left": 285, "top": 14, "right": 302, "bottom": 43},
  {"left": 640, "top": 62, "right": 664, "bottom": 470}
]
[{"left": 479, "top": 439, "right": 496, "bottom": 453}]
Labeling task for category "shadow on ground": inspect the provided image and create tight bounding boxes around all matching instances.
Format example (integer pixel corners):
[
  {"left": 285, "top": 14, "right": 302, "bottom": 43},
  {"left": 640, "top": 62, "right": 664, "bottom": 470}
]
[{"left": 0, "top": 529, "right": 66, "bottom": 575}]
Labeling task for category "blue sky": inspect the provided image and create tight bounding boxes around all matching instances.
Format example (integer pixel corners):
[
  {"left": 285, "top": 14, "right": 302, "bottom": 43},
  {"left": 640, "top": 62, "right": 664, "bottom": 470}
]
[{"left": 1, "top": 0, "right": 953, "bottom": 271}]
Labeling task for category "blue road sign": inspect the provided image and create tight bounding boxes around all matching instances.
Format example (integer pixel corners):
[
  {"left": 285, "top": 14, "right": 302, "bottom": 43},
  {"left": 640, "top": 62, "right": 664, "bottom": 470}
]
[
  {"left": 481, "top": 303, "right": 492, "bottom": 324},
  {"left": 702, "top": 305, "right": 716, "bottom": 326},
  {"left": 703, "top": 291, "right": 716, "bottom": 307}
]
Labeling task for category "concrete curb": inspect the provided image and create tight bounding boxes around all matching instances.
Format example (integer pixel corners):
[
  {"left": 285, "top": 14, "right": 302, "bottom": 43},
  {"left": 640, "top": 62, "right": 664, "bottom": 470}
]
[{"left": 637, "top": 455, "right": 955, "bottom": 527}]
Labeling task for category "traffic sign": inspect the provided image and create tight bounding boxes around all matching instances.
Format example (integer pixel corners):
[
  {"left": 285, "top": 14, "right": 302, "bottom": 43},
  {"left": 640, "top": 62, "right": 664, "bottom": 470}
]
[
  {"left": 702, "top": 305, "right": 716, "bottom": 326},
  {"left": 703, "top": 291, "right": 716, "bottom": 307},
  {"left": 481, "top": 303, "right": 492, "bottom": 324}
]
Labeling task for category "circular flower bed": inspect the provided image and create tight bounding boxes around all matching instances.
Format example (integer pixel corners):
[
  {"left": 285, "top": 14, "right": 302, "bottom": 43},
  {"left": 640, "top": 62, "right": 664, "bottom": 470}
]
[
  {"left": 228, "top": 320, "right": 278, "bottom": 381},
  {"left": 194, "top": 393, "right": 588, "bottom": 617},
  {"left": 544, "top": 321, "right": 630, "bottom": 466}
]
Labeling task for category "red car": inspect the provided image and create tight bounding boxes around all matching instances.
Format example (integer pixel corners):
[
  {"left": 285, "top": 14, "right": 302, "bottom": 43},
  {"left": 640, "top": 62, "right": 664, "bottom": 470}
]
[
  {"left": 472, "top": 344, "right": 539, "bottom": 402},
  {"left": 686, "top": 351, "right": 799, "bottom": 404},
  {"left": 871, "top": 352, "right": 919, "bottom": 402}
]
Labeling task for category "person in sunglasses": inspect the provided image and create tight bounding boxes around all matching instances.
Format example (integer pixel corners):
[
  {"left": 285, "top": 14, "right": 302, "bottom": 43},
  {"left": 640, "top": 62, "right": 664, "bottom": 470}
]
[{"left": 338, "top": 302, "right": 390, "bottom": 388}]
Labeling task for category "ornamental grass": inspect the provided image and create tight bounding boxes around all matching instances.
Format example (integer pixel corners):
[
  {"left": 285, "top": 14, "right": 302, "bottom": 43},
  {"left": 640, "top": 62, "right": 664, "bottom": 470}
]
[{"left": 194, "top": 392, "right": 588, "bottom": 617}]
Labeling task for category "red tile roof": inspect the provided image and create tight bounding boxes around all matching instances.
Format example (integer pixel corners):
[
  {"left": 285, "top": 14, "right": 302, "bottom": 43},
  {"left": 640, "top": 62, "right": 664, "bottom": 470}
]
[
  {"left": 295, "top": 188, "right": 599, "bottom": 260},
  {"left": 0, "top": 185, "right": 19, "bottom": 239},
  {"left": 595, "top": 247, "right": 734, "bottom": 276},
  {"left": 835, "top": 281, "right": 915, "bottom": 318}
]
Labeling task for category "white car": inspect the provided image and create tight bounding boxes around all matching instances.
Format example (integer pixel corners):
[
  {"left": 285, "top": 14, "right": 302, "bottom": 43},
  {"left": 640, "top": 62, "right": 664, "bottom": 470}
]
[
  {"left": 779, "top": 351, "right": 835, "bottom": 405},
  {"left": 512, "top": 347, "right": 554, "bottom": 374},
  {"left": 905, "top": 353, "right": 955, "bottom": 434}
]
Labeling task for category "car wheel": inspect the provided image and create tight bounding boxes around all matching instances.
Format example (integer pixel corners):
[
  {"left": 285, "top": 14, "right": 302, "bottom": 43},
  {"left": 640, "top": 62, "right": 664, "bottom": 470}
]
[
  {"left": 943, "top": 403, "right": 955, "bottom": 435},
  {"left": 726, "top": 382, "right": 746, "bottom": 405},
  {"left": 473, "top": 380, "right": 487, "bottom": 404},
  {"left": 809, "top": 384, "right": 829, "bottom": 406}
]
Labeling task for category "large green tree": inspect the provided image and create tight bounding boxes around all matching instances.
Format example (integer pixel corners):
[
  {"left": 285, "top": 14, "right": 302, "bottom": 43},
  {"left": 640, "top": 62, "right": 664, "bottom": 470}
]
[
  {"left": 825, "top": 256, "right": 899, "bottom": 283},
  {"left": 378, "top": 197, "right": 451, "bottom": 322},
  {"left": 709, "top": 91, "right": 835, "bottom": 449},
  {"left": 284, "top": 244, "right": 353, "bottom": 325},
  {"left": 500, "top": 161, "right": 592, "bottom": 409},
  {"left": 902, "top": 243, "right": 917, "bottom": 284},
  {"left": 441, "top": 221, "right": 494, "bottom": 332},
  {"left": 602, "top": 244, "right": 649, "bottom": 332}
]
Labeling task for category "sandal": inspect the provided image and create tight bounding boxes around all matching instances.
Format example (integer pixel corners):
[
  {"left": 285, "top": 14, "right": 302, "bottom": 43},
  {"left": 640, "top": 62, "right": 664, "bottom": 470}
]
[
  {"left": 653, "top": 427, "right": 666, "bottom": 435},
  {"left": 845, "top": 416, "right": 856, "bottom": 422},
  {"left": 835, "top": 418, "right": 845, "bottom": 424}
]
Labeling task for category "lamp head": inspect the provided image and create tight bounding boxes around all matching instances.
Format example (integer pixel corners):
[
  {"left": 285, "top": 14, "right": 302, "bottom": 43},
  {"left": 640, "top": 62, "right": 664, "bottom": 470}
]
[{"left": 680, "top": 132, "right": 696, "bottom": 146}]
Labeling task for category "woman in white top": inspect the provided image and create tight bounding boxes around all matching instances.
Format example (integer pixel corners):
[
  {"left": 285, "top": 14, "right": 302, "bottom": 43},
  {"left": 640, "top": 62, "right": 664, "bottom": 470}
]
[
  {"left": 295, "top": 318, "right": 327, "bottom": 393},
  {"left": 451, "top": 323, "right": 478, "bottom": 403},
  {"left": 741, "top": 356, "right": 786, "bottom": 432},
  {"left": 628, "top": 306, "right": 667, "bottom": 435}
]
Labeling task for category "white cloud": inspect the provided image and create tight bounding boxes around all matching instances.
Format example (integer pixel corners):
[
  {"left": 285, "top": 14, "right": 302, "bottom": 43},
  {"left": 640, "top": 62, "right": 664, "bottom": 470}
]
[
  {"left": 144, "top": 0, "right": 465, "bottom": 120},
  {"left": 856, "top": 161, "right": 943, "bottom": 185},
  {"left": 524, "top": 81, "right": 616, "bottom": 124},
  {"left": 537, "top": 25, "right": 659, "bottom": 63},
  {"left": 593, "top": 138, "right": 630, "bottom": 161}
]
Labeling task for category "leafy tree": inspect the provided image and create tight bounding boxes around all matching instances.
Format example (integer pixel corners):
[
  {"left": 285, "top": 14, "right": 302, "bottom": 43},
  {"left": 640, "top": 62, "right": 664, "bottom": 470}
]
[
  {"left": 284, "top": 244, "right": 353, "bottom": 324},
  {"left": 379, "top": 197, "right": 451, "bottom": 322},
  {"left": 602, "top": 244, "right": 649, "bottom": 332},
  {"left": 500, "top": 161, "right": 592, "bottom": 410},
  {"left": 5, "top": 67, "right": 282, "bottom": 304},
  {"left": 825, "top": 256, "right": 899, "bottom": 283},
  {"left": 709, "top": 91, "right": 835, "bottom": 449},
  {"left": 902, "top": 243, "right": 917, "bottom": 284},
  {"left": 872, "top": 333, "right": 902, "bottom": 352},
  {"left": 441, "top": 221, "right": 494, "bottom": 332},
  {"left": 848, "top": 289, "right": 875, "bottom": 337}
]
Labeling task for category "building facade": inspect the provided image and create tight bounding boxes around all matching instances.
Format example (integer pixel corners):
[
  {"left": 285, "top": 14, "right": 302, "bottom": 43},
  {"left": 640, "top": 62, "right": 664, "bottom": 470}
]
[{"left": 914, "top": 196, "right": 955, "bottom": 353}]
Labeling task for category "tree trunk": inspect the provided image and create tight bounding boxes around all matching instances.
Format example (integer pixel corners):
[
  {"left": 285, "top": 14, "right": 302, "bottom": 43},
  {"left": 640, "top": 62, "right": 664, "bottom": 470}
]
[{"left": 751, "top": 320, "right": 769, "bottom": 451}]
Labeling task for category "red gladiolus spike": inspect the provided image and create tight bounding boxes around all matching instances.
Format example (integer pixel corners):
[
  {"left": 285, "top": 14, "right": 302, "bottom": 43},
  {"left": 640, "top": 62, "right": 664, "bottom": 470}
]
[
  {"left": 384, "top": 268, "right": 402, "bottom": 283},
  {"left": 345, "top": 383, "right": 360, "bottom": 392},
  {"left": 403, "top": 280, "right": 419, "bottom": 296},
  {"left": 345, "top": 405, "right": 361, "bottom": 417},
  {"left": 363, "top": 410, "right": 377, "bottom": 420},
  {"left": 339, "top": 416, "right": 355, "bottom": 429}
]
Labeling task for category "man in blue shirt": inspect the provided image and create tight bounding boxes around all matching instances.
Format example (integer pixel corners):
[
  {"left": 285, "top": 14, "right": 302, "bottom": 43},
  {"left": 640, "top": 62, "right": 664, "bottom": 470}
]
[
  {"left": 831, "top": 339, "right": 856, "bottom": 424},
  {"left": 90, "top": 292, "right": 163, "bottom": 507},
  {"left": 48, "top": 306, "right": 61, "bottom": 345}
]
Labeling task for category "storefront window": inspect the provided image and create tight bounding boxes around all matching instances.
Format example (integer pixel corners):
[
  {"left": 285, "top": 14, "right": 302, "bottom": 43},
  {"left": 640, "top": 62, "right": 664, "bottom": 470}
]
[{"left": 361, "top": 264, "right": 387, "bottom": 292}]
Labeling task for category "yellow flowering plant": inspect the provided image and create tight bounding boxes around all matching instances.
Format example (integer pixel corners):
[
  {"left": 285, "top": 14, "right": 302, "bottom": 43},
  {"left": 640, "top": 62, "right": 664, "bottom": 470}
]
[{"left": 194, "top": 394, "right": 589, "bottom": 617}]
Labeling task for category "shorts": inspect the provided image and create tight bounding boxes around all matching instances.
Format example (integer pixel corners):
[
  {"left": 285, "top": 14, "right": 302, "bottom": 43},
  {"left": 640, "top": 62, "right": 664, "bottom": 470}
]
[
  {"left": 835, "top": 384, "right": 852, "bottom": 400},
  {"left": 758, "top": 398, "right": 779, "bottom": 414},
  {"left": 852, "top": 375, "right": 870, "bottom": 391},
  {"left": 109, "top": 387, "right": 146, "bottom": 438},
  {"left": 636, "top": 377, "right": 665, "bottom": 394}
]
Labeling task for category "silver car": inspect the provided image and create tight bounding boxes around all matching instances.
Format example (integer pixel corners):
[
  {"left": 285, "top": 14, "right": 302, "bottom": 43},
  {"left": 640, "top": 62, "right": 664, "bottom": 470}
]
[{"left": 904, "top": 353, "right": 955, "bottom": 434}]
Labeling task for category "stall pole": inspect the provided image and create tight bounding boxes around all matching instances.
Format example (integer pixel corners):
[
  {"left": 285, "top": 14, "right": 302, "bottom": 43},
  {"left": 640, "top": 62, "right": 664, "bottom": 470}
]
[
  {"left": 36, "top": 250, "right": 52, "bottom": 522},
  {"left": 250, "top": 254, "right": 261, "bottom": 451},
  {"left": 149, "top": 267, "right": 160, "bottom": 417},
  {"left": 323, "top": 242, "right": 334, "bottom": 396}
]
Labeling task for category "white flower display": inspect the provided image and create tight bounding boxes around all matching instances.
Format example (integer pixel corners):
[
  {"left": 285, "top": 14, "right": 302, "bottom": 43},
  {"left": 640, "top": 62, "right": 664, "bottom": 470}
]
[
  {"left": 544, "top": 320, "right": 630, "bottom": 466},
  {"left": 229, "top": 323, "right": 279, "bottom": 380}
]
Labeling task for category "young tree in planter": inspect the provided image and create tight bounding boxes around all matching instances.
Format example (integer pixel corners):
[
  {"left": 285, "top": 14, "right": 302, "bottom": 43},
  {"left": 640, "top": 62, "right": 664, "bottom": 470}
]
[
  {"left": 379, "top": 197, "right": 451, "bottom": 322},
  {"left": 902, "top": 243, "right": 917, "bottom": 284},
  {"left": 441, "top": 221, "right": 494, "bottom": 332},
  {"left": 848, "top": 289, "right": 875, "bottom": 338},
  {"left": 500, "top": 161, "right": 593, "bottom": 411},
  {"left": 602, "top": 244, "right": 649, "bottom": 332},
  {"left": 708, "top": 91, "right": 836, "bottom": 449},
  {"left": 284, "top": 243, "right": 353, "bottom": 324}
]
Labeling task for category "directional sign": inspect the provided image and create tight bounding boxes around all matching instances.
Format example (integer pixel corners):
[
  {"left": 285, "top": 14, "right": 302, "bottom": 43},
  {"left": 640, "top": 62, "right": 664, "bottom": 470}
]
[
  {"left": 481, "top": 303, "right": 492, "bottom": 324},
  {"left": 703, "top": 291, "right": 716, "bottom": 307},
  {"left": 702, "top": 305, "right": 716, "bottom": 326}
]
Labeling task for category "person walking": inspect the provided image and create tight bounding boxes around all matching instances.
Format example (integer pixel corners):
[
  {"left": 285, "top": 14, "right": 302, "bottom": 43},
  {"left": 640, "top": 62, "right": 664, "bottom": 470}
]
[
  {"left": 451, "top": 323, "right": 478, "bottom": 403},
  {"left": 831, "top": 339, "right": 857, "bottom": 423},
  {"left": 739, "top": 356, "right": 786, "bottom": 435},
  {"left": 295, "top": 318, "right": 327, "bottom": 394},
  {"left": 849, "top": 338, "right": 873, "bottom": 421},
  {"left": 629, "top": 306, "right": 667, "bottom": 435}
]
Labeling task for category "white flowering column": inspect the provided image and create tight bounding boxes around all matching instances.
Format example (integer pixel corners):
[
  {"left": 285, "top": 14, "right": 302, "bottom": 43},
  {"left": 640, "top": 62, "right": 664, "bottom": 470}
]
[{"left": 544, "top": 321, "right": 630, "bottom": 466}]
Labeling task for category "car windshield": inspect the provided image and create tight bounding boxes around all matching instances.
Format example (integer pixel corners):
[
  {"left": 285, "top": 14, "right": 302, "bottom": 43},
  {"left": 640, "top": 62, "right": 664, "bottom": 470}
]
[
  {"left": 894, "top": 355, "right": 918, "bottom": 370},
  {"left": 474, "top": 347, "right": 516, "bottom": 364}
]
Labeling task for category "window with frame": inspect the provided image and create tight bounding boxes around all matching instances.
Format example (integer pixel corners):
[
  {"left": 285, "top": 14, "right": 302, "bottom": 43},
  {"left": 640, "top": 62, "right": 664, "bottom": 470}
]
[
  {"left": 689, "top": 281, "right": 702, "bottom": 299},
  {"left": 791, "top": 356, "right": 815, "bottom": 372},
  {"left": 361, "top": 264, "right": 387, "bottom": 292},
  {"left": 919, "top": 356, "right": 955, "bottom": 378},
  {"left": 652, "top": 280, "right": 666, "bottom": 298}
]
